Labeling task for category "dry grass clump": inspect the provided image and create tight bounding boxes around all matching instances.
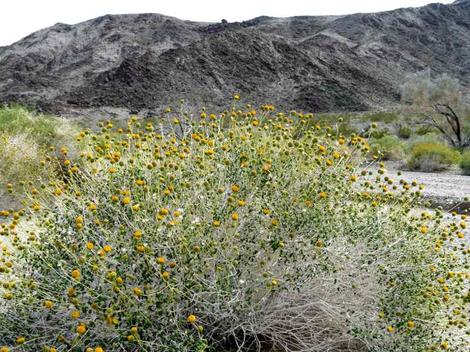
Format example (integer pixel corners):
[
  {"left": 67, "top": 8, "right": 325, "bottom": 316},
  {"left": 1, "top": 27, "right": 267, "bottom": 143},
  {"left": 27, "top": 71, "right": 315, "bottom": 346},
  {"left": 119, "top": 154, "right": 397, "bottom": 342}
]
[
  {"left": 0, "top": 106, "right": 81, "bottom": 207},
  {"left": 0, "top": 100, "right": 468, "bottom": 351}
]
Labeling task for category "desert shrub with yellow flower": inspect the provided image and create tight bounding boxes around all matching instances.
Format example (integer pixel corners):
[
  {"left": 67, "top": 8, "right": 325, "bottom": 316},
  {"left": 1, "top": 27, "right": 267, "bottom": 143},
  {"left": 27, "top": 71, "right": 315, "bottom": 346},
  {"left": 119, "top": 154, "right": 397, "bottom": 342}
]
[{"left": 0, "top": 100, "right": 468, "bottom": 351}]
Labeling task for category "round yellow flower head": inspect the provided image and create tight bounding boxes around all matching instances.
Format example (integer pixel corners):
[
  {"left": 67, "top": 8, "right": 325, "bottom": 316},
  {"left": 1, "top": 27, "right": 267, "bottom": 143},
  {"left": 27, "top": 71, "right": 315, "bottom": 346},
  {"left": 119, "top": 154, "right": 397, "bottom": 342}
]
[
  {"left": 15, "top": 337, "right": 25, "bottom": 345},
  {"left": 76, "top": 324, "right": 87, "bottom": 334},
  {"left": 71, "top": 310, "right": 80, "bottom": 319},
  {"left": 71, "top": 269, "right": 80, "bottom": 280},
  {"left": 133, "top": 230, "right": 142, "bottom": 239},
  {"left": 187, "top": 314, "right": 197, "bottom": 324}
]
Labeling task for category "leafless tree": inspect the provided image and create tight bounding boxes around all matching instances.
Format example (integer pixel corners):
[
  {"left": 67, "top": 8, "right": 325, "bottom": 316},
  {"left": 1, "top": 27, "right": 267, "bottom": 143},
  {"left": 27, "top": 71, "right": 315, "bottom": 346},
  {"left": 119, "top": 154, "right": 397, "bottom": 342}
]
[{"left": 401, "top": 69, "right": 470, "bottom": 147}]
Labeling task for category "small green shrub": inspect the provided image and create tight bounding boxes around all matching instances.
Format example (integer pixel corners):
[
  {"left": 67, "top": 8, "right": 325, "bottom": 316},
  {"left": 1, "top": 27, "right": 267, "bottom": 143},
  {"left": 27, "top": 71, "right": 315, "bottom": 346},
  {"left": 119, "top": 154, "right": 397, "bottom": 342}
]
[
  {"left": 369, "top": 129, "right": 388, "bottom": 139},
  {"left": 415, "top": 125, "right": 437, "bottom": 136},
  {"left": 407, "top": 142, "right": 460, "bottom": 172},
  {"left": 459, "top": 150, "right": 470, "bottom": 175},
  {"left": 371, "top": 135, "right": 405, "bottom": 160},
  {"left": 398, "top": 125, "right": 412, "bottom": 139}
]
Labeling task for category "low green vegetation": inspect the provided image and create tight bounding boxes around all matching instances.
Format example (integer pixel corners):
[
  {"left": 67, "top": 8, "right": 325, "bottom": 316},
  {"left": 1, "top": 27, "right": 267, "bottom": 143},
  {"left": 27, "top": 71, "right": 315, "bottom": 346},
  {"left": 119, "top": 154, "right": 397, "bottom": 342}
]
[
  {"left": 0, "top": 106, "right": 81, "bottom": 207},
  {"left": 460, "top": 150, "right": 470, "bottom": 175},
  {"left": 407, "top": 142, "right": 460, "bottom": 172},
  {"left": 0, "top": 102, "right": 468, "bottom": 351},
  {"left": 370, "top": 135, "right": 405, "bottom": 161},
  {"left": 398, "top": 125, "right": 412, "bottom": 139}
]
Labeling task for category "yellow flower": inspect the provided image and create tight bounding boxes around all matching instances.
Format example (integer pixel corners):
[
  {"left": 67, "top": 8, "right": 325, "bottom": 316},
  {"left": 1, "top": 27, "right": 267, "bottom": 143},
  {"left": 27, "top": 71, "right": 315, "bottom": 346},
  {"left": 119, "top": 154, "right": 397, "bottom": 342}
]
[
  {"left": 76, "top": 323, "right": 87, "bottom": 334},
  {"left": 212, "top": 220, "right": 221, "bottom": 227},
  {"left": 133, "top": 230, "right": 142, "bottom": 239},
  {"left": 419, "top": 226, "right": 428, "bottom": 234},
  {"left": 407, "top": 320, "right": 415, "bottom": 329},
  {"left": 122, "top": 197, "right": 131, "bottom": 205},
  {"left": 44, "top": 300, "right": 54, "bottom": 309},
  {"left": 95, "top": 347, "right": 104, "bottom": 352},
  {"left": 156, "top": 256, "right": 166, "bottom": 264},
  {"left": 67, "top": 287, "right": 76, "bottom": 297},
  {"left": 103, "top": 245, "right": 112, "bottom": 253},
  {"left": 86, "top": 242, "right": 94, "bottom": 250},
  {"left": 386, "top": 325, "right": 394, "bottom": 333},
  {"left": 71, "top": 269, "right": 80, "bottom": 279},
  {"left": 15, "top": 337, "right": 25, "bottom": 345},
  {"left": 187, "top": 314, "right": 197, "bottom": 323},
  {"left": 162, "top": 271, "right": 170, "bottom": 280},
  {"left": 133, "top": 287, "right": 142, "bottom": 296},
  {"left": 318, "top": 191, "right": 328, "bottom": 199},
  {"left": 71, "top": 310, "right": 81, "bottom": 319},
  {"left": 0, "top": 347, "right": 9, "bottom": 352},
  {"left": 231, "top": 212, "right": 239, "bottom": 221},
  {"left": 159, "top": 208, "right": 169, "bottom": 216},
  {"left": 231, "top": 184, "right": 240, "bottom": 193}
]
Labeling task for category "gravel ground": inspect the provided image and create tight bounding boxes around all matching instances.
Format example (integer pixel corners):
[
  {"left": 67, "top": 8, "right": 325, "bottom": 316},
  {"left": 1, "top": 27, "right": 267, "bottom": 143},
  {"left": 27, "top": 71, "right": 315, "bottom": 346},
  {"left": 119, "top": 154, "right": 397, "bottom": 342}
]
[
  {"left": 389, "top": 170, "right": 470, "bottom": 200},
  {"left": 386, "top": 169, "right": 470, "bottom": 214}
]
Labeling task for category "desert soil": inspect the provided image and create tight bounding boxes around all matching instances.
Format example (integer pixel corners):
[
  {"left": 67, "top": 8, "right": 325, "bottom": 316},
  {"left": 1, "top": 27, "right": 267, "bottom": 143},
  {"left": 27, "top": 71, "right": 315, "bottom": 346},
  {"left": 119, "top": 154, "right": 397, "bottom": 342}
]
[{"left": 387, "top": 169, "right": 470, "bottom": 214}]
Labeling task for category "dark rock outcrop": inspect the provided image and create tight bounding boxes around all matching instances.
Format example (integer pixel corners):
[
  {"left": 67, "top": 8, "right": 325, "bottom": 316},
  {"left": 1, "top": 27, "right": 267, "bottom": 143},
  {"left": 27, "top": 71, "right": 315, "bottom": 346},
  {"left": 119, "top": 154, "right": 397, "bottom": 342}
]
[{"left": 0, "top": 1, "right": 469, "bottom": 116}]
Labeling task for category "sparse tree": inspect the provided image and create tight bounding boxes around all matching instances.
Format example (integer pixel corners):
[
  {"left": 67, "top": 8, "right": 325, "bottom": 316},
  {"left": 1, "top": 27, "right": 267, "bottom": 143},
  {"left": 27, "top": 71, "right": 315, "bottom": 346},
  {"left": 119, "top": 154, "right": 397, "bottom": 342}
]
[{"left": 401, "top": 69, "right": 470, "bottom": 147}]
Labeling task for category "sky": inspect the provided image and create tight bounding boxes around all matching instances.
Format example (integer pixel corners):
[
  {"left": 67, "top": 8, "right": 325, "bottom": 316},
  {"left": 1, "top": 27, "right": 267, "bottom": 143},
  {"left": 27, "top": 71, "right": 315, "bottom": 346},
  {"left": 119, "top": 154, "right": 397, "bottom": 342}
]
[{"left": 0, "top": 0, "right": 454, "bottom": 46}]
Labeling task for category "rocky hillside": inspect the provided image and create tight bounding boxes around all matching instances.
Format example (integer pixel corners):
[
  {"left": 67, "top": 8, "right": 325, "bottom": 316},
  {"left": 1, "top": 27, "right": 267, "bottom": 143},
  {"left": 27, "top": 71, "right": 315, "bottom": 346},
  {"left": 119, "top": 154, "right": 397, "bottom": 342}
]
[{"left": 0, "top": 0, "right": 469, "bottom": 116}]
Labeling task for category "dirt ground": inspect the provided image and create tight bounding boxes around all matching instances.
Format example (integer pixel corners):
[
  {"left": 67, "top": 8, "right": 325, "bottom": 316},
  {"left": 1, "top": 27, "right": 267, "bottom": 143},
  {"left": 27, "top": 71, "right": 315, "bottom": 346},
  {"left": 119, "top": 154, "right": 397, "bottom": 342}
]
[{"left": 386, "top": 169, "right": 470, "bottom": 214}]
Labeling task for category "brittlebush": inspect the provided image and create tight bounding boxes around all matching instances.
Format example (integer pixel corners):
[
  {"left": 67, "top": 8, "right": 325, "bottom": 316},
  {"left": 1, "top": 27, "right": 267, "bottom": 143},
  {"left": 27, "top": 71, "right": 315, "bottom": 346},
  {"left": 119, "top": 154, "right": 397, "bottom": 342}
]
[{"left": 0, "top": 101, "right": 468, "bottom": 351}]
